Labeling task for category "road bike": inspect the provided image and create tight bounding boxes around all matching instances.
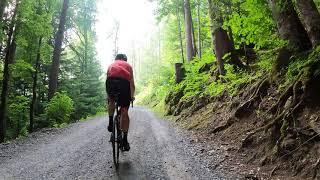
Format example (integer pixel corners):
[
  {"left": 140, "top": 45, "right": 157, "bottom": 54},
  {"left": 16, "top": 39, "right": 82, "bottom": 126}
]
[
  {"left": 110, "top": 94, "right": 122, "bottom": 168},
  {"left": 109, "top": 92, "right": 134, "bottom": 168}
]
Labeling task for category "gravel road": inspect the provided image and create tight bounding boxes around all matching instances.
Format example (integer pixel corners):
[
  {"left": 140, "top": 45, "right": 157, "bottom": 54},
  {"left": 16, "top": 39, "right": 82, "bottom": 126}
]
[{"left": 0, "top": 107, "right": 238, "bottom": 180}]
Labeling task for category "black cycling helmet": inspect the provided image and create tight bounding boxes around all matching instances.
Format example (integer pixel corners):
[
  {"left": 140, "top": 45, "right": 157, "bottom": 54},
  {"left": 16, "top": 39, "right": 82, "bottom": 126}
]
[{"left": 115, "top": 54, "right": 127, "bottom": 61}]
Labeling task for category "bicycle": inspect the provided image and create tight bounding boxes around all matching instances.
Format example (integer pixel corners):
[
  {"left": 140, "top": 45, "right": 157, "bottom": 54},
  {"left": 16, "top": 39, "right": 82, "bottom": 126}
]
[
  {"left": 110, "top": 93, "right": 122, "bottom": 168},
  {"left": 109, "top": 92, "right": 134, "bottom": 168}
]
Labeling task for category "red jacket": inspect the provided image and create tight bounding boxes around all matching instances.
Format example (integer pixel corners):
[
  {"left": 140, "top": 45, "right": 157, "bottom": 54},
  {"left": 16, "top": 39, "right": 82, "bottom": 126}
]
[{"left": 107, "top": 60, "right": 133, "bottom": 81}]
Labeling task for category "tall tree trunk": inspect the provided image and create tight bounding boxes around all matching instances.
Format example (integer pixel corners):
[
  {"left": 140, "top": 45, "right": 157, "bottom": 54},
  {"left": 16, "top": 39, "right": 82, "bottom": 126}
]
[
  {"left": 84, "top": 28, "right": 88, "bottom": 73},
  {"left": 176, "top": 1, "right": 185, "bottom": 63},
  {"left": 0, "top": 39, "right": 16, "bottom": 142},
  {"left": 0, "top": 0, "right": 6, "bottom": 19},
  {"left": 83, "top": 5, "right": 89, "bottom": 73},
  {"left": 228, "top": 27, "right": 245, "bottom": 69},
  {"left": 175, "top": 63, "right": 185, "bottom": 83},
  {"left": 0, "top": 0, "right": 7, "bottom": 53},
  {"left": 213, "top": 27, "right": 229, "bottom": 76},
  {"left": 269, "top": 0, "right": 311, "bottom": 51},
  {"left": 191, "top": 19, "right": 198, "bottom": 56},
  {"left": 29, "top": 37, "right": 42, "bottom": 133},
  {"left": 197, "top": 0, "right": 201, "bottom": 58},
  {"left": 113, "top": 21, "right": 120, "bottom": 58},
  {"left": 295, "top": 0, "right": 320, "bottom": 47},
  {"left": 184, "top": 0, "right": 195, "bottom": 61},
  {"left": 0, "top": 1, "right": 18, "bottom": 143},
  {"left": 208, "top": 0, "right": 225, "bottom": 76},
  {"left": 48, "top": 0, "right": 69, "bottom": 100}
]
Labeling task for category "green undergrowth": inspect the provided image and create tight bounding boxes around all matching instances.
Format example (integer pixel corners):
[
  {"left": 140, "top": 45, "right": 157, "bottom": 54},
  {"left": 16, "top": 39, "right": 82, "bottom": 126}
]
[
  {"left": 80, "top": 108, "right": 106, "bottom": 122},
  {"left": 137, "top": 50, "right": 278, "bottom": 114},
  {"left": 135, "top": 63, "right": 174, "bottom": 110},
  {"left": 286, "top": 46, "right": 320, "bottom": 83}
]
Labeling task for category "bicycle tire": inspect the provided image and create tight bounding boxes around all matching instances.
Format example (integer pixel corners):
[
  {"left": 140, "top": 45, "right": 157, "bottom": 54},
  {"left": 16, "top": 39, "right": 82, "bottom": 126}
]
[
  {"left": 116, "top": 114, "right": 121, "bottom": 164},
  {"left": 112, "top": 113, "right": 122, "bottom": 168},
  {"left": 112, "top": 115, "right": 118, "bottom": 168}
]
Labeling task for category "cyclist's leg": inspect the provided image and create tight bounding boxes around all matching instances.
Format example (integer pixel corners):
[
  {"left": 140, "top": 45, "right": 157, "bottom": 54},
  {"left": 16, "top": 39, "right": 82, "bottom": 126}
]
[
  {"left": 118, "top": 79, "right": 131, "bottom": 151},
  {"left": 120, "top": 107, "right": 130, "bottom": 132},
  {"left": 106, "top": 79, "right": 116, "bottom": 132},
  {"left": 120, "top": 107, "right": 130, "bottom": 151},
  {"left": 118, "top": 79, "right": 131, "bottom": 132},
  {"left": 108, "top": 98, "right": 115, "bottom": 122}
]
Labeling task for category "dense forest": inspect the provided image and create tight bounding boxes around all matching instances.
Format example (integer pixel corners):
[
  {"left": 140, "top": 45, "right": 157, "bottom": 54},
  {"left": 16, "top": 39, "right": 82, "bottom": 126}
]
[
  {"left": 0, "top": 0, "right": 104, "bottom": 143},
  {"left": 135, "top": 0, "right": 320, "bottom": 178},
  {"left": 138, "top": 0, "right": 320, "bottom": 109},
  {"left": 1, "top": 0, "right": 320, "bottom": 178}
]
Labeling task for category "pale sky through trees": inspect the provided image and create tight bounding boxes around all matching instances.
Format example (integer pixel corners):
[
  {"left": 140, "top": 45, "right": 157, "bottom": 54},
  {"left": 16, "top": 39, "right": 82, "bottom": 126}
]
[{"left": 95, "top": 0, "right": 157, "bottom": 72}]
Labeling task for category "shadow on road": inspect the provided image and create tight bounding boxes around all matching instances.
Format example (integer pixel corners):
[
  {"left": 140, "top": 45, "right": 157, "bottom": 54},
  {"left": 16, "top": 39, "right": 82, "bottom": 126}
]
[{"left": 113, "top": 160, "right": 145, "bottom": 180}]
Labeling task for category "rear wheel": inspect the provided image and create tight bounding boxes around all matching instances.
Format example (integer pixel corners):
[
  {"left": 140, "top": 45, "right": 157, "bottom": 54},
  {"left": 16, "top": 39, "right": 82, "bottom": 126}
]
[
  {"left": 116, "top": 115, "right": 121, "bottom": 166},
  {"left": 112, "top": 115, "right": 119, "bottom": 168}
]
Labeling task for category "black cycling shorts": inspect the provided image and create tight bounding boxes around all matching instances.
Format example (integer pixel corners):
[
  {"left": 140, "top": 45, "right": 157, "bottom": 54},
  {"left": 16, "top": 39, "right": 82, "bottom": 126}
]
[{"left": 106, "top": 77, "right": 131, "bottom": 107}]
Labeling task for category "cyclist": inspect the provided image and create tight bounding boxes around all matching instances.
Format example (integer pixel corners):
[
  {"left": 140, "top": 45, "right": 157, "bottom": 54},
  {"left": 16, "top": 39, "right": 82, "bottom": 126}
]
[{"left": 106, "top": 54, "right": 135, "bottom": 151}]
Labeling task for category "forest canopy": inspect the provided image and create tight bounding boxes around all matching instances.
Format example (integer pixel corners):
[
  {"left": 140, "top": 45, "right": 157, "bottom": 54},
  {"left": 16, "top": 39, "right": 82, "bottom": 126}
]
[{"left": 0, "top": 0, "right": 104, "bottom": 142}]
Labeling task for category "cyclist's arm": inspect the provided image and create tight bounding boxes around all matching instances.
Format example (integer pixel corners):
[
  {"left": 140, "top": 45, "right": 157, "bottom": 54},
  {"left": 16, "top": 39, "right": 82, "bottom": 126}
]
[{"left": 129, "top": 68, "right": 135, "bottom": 100}]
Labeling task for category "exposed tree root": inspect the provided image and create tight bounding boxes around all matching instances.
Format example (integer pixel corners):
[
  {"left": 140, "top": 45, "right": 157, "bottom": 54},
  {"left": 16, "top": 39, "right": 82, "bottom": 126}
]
[
  {"left": 246, "top": 79, "right": 263, "bottom": 97},
  {"left": 242, "top": 101, "right": 305, "bottom": 149},
  {"left": 270, "top": 164, "right": 280, "bottom": 177},
  {"left": 312, "top": 158, "right": 320, "bottom": 179},
  {"left": 235, "top": 78, "right": 270, "bottom": 118},
  {"left": 246, "top": 152, "right": 258, "bottom": 163},
  {"left": 241, "top": 75, "right": 307, "bottom": 149},
  {"left": 235, "top": 58, "right": 320, "bottom": 178},
  {"left": 267, "top": 84, "right": 294, "bottom": 114},
  {"left": 241, "top": 111, "right": 285, "bottom": 148}
]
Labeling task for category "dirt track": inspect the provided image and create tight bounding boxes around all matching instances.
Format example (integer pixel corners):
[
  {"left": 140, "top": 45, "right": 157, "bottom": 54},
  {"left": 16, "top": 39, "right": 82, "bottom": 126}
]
[{"left": 0, "top": 107, "right": 238, "bottom": 179}]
